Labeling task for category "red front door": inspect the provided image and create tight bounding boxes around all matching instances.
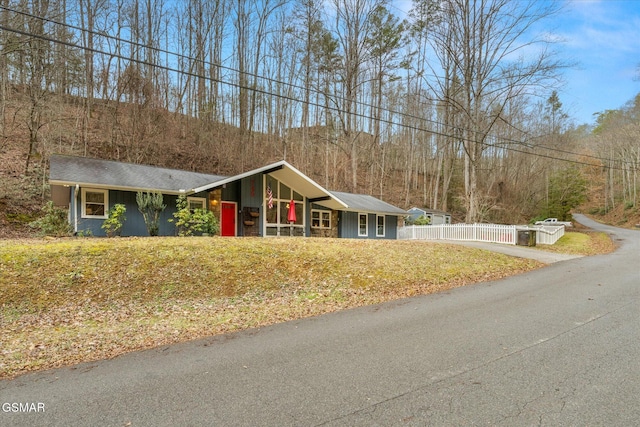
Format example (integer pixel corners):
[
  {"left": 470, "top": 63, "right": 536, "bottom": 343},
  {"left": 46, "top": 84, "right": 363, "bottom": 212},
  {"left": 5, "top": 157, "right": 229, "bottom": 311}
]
[{"left": 220, "top": 202, "right": 237, "bottom": 236}]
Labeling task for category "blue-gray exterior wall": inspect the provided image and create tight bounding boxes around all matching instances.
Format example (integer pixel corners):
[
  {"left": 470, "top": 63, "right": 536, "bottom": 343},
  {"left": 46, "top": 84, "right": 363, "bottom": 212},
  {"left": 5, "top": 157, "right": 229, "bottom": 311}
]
[
  {"left": 73, "top": 188, "right": 211, "bottom": 237},
  {"left": 221, "top": 180, "right": 240, "bottom": 202},
  {"left": 240, "top": 174, "right": 263, "bottom": 236},
  {"left": 68, "top": 182, "right": 398, "bottom": 240},
  {"left": 304, "top": 201, "right": 311, "bottom": 236},
  {"left": 385, "top": 215, "right": 398, "bottom": 239},
  {"left": 338, "top": 212, "right": 398, "bottom": 239}
]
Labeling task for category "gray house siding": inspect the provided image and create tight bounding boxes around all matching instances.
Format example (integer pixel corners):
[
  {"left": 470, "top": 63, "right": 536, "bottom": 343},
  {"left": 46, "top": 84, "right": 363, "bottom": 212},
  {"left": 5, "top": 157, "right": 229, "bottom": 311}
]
[
  {"left": 338, "top": 211, "right": 354, "bottom": 238},
  {"left": 384, "top": 215, "right": 398, "bottom": 239},
  {"left": 338, "top": 212, "right": 398, "bottom": 239},
  {"left": 240, "top": 174, "right": 263, "bottom": 236},
  {"left": 221, "top": 180, "right": 240, "bottom": 201},
  {"left": 74, "top": 189, "right": 180, "bottom": 237},
  {"left": 70, "top": 185, "right": 401, "bottom": 239},
  {"left": 108, "top": 191, "right": 148, "bottom": 236},
  {"left": 306, "top": 207, "right": 311, "bottom": 237}
]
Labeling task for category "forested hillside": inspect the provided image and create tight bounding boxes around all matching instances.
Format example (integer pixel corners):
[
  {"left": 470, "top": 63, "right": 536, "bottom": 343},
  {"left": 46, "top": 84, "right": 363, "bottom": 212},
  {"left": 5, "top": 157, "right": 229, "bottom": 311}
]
[{"left": 0, "top": 0, "right": 638, "bottom": 237}]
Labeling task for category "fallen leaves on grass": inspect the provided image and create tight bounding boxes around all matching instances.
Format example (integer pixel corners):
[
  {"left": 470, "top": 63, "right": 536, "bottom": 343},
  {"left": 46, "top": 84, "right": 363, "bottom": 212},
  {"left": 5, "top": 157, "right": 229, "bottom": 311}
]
[{"left": 1, "top": 237, "right": 543, "bottom": 378}]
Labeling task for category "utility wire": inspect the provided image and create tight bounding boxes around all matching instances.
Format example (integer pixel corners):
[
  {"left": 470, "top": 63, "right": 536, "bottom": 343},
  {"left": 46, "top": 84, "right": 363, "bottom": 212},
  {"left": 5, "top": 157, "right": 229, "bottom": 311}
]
[{"left": 0, "top": 6, "right": 636, "bottom": 171}]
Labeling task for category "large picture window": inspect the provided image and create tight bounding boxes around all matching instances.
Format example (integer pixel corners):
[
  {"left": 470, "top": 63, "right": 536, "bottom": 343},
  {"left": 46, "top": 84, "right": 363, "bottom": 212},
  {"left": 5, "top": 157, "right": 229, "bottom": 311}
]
[
  {"left": 81, "top": 188, "right": 108, "bottom": 218},
  {"left": 264, "top": 175, "right": 305, "bottom": 236}
]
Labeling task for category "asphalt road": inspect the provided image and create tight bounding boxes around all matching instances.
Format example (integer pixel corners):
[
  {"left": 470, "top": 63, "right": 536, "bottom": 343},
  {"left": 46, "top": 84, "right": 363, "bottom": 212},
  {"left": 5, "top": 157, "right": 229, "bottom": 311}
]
[{"left": 1, "top": 214, "right": 639, "bottom": 426}]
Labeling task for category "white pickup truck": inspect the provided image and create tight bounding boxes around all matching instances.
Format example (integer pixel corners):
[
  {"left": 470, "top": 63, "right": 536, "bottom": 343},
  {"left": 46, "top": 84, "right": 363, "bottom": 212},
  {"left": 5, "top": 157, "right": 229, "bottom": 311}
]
[{"left": 534, "top": 218, "right": 573, "bottom": 227}]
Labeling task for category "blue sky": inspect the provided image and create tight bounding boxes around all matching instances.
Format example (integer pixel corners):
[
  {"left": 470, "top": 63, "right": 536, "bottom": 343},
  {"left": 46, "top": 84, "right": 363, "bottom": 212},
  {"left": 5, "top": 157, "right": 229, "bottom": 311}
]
[
  {"left": 556, "top": 0, "right": 640, "bottom": 125},
  {"left": 391, "top": 0, "right": 640, "bottom": 126}
]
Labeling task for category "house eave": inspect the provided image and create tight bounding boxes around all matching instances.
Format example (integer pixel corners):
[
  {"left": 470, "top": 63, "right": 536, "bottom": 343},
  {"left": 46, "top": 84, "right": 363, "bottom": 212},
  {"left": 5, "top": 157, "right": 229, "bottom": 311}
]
[
  {"left": 193, "top": 160, "right": 349, "bottom": 210},
  {"left": 339, "top": 208, "right": 408, "bottom": 216},
  {"left": 48, "top": 180, "right": 189, "bottom": 196}
]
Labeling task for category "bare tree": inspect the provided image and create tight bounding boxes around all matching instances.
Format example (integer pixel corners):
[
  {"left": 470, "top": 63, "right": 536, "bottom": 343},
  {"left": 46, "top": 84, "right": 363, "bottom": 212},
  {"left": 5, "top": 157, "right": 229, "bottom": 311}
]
[
  {"left": 331, "top": 0, "right": 383, "bottom": 191},
  {"left": 428, "top": 0, "right": 565, "bottom": 222},
  {"left": 365, "top": 4, "right": 404, "bottom": 145},
  {"left": 23, "top": 0, "right": 55, "bottom": 172},
  {"left": 592, "top": 96, "right": 640, "bottom": 211}
]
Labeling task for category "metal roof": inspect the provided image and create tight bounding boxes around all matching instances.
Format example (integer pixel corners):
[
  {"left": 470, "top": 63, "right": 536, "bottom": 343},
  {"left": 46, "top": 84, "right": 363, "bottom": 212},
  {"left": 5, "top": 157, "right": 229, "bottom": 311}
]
[
  {"left": 327, "top": 191, "right": 408, "bottom": 215},
  {"left": 49, "top": 155, "right": 227, "bottom": 194}
]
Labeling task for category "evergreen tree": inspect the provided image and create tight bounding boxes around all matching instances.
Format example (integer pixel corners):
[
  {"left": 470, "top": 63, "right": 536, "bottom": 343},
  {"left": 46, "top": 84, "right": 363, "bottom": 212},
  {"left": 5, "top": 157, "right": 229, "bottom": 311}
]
[{"left": 543, "top": 167, "right": 587, "bottom": 221}]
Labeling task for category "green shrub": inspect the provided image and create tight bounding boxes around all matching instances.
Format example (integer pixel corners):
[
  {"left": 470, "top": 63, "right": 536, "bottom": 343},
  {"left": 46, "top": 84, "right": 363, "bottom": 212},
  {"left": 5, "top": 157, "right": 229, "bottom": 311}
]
[
  {"left": 170, "top": 195, "right": 219, "bottom": 236},
  {"left": 136, "top": 192, "right": 166, "bottom": 236},
  {"left": 406, "top": 214, "right": 431, "bottom": 225},
  {"left": 537, "top": 166, "right": 587, "bottom": 221},
  {"left": 413, "top": 215, "right": 431, "bottom": 225},
  {"left": 29, "top": 201, "right": 73, "bottom": 237},
  {"left": 101, "top": 204, "right": 127, "bottom": 237}
]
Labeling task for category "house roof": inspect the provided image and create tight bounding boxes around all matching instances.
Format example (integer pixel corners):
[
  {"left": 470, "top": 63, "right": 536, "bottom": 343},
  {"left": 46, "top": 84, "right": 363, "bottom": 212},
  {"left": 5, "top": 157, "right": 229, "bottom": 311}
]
[
  {"left": 329, "top": 191, "right": 407, "bottom": 215},
  {"left": 193, "top": 160, "right": 349, "bottom": 211},
  {"left": 49, "top": 155, "right": 406, "bottom": 215},
  {"left": 49, "top": 155, "right": 228, "bottom": 195},
  {"left": 408, "top": 206, "right": 451, "bottom": 216}
]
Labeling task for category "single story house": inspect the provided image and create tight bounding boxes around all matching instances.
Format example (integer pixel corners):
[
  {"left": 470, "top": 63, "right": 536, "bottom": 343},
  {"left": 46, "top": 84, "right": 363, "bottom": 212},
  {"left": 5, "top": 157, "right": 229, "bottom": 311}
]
[
  {"left": 49, "top": 155, "right": 407, "bottom": 239},
  {"left": 406, "top": 207, "right": 452, "bottom": 225}
]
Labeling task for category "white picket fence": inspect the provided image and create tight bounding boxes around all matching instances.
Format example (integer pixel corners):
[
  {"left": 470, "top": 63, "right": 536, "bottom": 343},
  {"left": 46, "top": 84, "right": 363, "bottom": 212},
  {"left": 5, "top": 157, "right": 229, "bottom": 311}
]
[
  {"left": 533, "top": 225, "right": 565, "bottom": 245},
  {"left": 397, "top": 223, "right": 565, "bottom": 245}
]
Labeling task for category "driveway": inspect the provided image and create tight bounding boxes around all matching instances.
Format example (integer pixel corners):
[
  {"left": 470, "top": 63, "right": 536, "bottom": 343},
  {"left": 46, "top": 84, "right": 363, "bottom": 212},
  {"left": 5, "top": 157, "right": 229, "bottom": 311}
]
[
  {"left": 433, "top": 213, "right": 615, "bottom": 264},
  {"left": 436, "top": 239, "right": 583, "bottom": 264},
  {"left": 1, "top": 214, "right": 639, "bottom": 426}
]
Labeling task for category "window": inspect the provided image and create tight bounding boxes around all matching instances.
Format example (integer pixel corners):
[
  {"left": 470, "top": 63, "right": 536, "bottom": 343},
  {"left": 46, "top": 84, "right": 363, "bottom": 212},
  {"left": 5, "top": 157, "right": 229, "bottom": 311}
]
[
  {"left": 358, "top": 213, "right": 368, "bottom": 236},
  {"left": 82, "top": 188, "right": 108, "bottom": 218},
  {"left": 311, "top": 210, "right": 331, "bottom": 229},
  {"left": 264, "top": 175, "right": 305, "bottom": 236},
  {"left": 187, "top": 197, "right": 206, "bottom": 212},
  {"left": 376, "top": 215, "right": 385, "bottom": 237}
]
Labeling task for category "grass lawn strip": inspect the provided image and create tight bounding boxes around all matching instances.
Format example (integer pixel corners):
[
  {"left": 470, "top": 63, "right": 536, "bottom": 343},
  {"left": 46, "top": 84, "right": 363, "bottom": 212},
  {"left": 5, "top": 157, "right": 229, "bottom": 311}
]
[
  {"left": 0, "top": 235, "right": 604, "bottom": 379},
  {"left": 533, "top": 231, "right": 615, "bottom": 256}
]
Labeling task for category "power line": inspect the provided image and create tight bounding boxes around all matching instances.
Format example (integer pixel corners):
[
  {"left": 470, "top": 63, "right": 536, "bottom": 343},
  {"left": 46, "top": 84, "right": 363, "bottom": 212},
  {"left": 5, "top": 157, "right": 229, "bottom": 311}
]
[{"left": 0, "top": 5, "right": 636, "bottom": 172}]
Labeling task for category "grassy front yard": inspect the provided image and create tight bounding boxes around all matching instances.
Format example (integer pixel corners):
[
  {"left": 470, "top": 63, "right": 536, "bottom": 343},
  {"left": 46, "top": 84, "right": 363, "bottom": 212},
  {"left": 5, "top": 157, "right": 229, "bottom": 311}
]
[
  {"left": 0, "top": 234, "right": 607, "bottom": 379},
  {"left": 536, "top": 230, "right": 615, "bottom": 255}
]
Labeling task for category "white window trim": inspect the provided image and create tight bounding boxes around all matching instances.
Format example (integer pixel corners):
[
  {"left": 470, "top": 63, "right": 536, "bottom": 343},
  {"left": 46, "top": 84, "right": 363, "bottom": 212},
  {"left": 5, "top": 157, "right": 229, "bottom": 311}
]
[
  {"left": 81, "top": 188, "right": 109, "bottom": 219},
  {"left": 311, "top": 209, "right": 331, "bottom": 229},
  {"left": 358, "top": 213, "right": 368, "bottom": 237},
  {"left": 376, "top": 215, "right": 385, "bottom": 237},
  {"left": 187, "top": 196, "right": 206, "bottom": 211}
]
